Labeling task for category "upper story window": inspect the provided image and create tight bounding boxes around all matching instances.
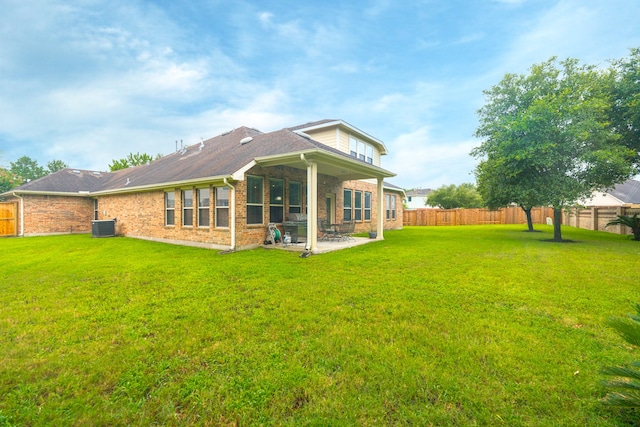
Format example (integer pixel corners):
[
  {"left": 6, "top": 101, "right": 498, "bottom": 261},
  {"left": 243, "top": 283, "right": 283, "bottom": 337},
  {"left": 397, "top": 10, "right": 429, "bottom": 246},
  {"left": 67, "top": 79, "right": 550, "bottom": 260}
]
[{"left": 349, "top": 136, "right": 374, "bottom": 164}]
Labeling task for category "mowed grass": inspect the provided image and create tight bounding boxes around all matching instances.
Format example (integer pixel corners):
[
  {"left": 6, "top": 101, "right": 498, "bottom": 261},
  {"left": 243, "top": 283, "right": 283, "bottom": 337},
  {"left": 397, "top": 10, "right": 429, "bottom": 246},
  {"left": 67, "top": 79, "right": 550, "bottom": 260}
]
[{"left": 1, "top": 225, "right": 639, "bottom": 426}]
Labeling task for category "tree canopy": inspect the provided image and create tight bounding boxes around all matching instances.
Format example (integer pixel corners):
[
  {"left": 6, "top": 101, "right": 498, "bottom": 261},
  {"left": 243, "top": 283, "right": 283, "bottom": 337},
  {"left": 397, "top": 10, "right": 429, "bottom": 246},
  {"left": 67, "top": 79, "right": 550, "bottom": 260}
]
[
  {"left": 472, "top": 55, "right": 637, "bottom": 241},
  {"left": 1, "top": 156, "right": 69, "bottom": 192},
  {"left": 610, "top": 47, "right": 640, "bottom": 172},
  {"left": 10, "top": 156, "right": 46, "bottom": 182},
  {"left": 426, "top": 183, "right": 483, "bottom": 209},
  {"left": 46, "top": 159, "right": 68, "bottom": 173},
  {"left": 109, "top": 152, "right": 157, "bottom": 171}
]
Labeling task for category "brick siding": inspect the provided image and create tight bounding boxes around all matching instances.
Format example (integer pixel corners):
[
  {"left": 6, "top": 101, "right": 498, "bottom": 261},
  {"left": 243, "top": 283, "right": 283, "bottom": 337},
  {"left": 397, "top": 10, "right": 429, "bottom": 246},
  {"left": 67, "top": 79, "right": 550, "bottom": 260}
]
[
  {"left": 11, "top": 195, "right": 94, "bottom": 236},
  {"left": 11, "top": 165, "right": 403, "bottom": 248}
]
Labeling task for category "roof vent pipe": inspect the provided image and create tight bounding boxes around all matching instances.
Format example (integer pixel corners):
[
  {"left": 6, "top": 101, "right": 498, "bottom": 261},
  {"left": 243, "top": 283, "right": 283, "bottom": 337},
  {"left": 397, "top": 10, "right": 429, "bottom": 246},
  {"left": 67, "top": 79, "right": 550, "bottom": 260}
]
[{"left": 240, "top": 137, "right": 253, "bottom": 145}]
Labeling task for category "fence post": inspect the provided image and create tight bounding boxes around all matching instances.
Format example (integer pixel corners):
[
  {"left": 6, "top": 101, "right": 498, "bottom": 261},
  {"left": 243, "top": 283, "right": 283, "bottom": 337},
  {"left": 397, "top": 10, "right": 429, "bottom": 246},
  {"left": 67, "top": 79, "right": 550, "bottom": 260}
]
[{"left": 591, "top": 207, "right": 598, "bottom": 230}]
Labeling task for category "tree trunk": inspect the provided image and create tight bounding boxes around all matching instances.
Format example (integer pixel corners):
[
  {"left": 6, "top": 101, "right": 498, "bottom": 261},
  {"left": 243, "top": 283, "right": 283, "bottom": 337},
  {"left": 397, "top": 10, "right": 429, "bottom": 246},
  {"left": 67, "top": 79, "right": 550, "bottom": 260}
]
[
  {"left": 553, "top": 207, "right": 563, "bottom": 241},
  {"left": 522, "top": 206, "right": 534, "bottom": 232}
]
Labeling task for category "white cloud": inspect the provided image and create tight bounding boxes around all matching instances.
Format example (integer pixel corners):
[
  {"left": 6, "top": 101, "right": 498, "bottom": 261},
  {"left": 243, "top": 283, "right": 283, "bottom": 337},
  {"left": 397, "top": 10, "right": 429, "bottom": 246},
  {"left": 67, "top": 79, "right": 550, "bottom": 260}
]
[{"left": 384, "top": 127, "right": 478, "bottom": 189}]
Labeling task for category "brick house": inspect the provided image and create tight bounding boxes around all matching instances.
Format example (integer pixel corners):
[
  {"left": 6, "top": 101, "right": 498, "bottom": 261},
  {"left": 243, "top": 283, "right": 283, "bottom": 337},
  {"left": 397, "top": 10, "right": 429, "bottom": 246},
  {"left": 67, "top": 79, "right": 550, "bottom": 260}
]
[{"left": 1, "top": 120, "right": 404, "bottom": 252}]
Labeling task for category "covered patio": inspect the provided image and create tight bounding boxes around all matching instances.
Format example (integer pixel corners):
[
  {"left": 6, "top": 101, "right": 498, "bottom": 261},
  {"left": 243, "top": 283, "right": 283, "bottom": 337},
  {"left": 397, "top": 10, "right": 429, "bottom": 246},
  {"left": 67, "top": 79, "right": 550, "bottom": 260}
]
[
  {"left": 263, "top": 235, "right": 376, "bottom": 254},
  {"left": 252, "top": 148, "right": 395, "bottom": 254}
]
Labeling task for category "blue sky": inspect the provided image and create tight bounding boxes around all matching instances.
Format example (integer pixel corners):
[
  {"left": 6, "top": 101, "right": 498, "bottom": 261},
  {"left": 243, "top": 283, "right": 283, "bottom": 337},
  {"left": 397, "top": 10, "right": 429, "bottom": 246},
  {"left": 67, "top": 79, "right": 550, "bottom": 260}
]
[{"left": 1, "top": 0, "right": 639, "bottom": 189}]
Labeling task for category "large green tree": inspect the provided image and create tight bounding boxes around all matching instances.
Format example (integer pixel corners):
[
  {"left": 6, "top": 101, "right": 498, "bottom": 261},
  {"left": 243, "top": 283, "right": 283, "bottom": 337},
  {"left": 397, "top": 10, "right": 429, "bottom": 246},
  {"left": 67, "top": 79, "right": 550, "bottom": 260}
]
[
  {"left": 9, "top": 156, "right": 46, "bottom": 183},
  {"left": 473, "top": 158, "right": 547, "bottom": 231},
  {"left": 610, "top": 47, "right": 640, "bottom": 173},
  {"left": 473, "top": 57, "right": 636, "bottom": 241},
  {"left": 0, "top": 168, "right": 19, "bottom": 193},
  {"left": 426, "top": 183, "right": 483, "bottom": 209}
]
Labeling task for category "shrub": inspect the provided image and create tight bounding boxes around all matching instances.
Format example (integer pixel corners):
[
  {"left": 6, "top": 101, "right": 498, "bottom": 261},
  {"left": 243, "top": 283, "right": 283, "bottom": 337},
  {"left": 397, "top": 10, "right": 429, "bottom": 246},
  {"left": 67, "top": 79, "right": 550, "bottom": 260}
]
[
  {"left": 601, "top": 303, "right": 640, "bottom": 407},
  {"left": 606, "top": 213, "right": 640, "bottom": 241}
]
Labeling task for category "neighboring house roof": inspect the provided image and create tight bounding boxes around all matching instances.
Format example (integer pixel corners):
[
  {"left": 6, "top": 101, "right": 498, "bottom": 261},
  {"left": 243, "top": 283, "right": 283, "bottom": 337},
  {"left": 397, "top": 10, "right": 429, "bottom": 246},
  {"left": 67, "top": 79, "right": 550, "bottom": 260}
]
[
  {"left": 608, "top": 179, "right": 640, "bottom": 204},
  {"left": 3, "top": 123, "right": 396, "bottom": 197},
  {"left": 405, "top": 188, "right": 432, "bottom": 197}
]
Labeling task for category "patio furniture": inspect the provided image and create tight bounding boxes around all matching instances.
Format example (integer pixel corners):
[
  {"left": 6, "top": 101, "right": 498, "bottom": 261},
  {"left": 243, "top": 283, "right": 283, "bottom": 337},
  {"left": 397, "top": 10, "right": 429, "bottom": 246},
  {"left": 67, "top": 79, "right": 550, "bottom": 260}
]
[
  {"left": 337, "top": 221, "right": 356, "bottom": 241},
  {"left": 318, "top": 218, "right": 336, "bottom": 241}
]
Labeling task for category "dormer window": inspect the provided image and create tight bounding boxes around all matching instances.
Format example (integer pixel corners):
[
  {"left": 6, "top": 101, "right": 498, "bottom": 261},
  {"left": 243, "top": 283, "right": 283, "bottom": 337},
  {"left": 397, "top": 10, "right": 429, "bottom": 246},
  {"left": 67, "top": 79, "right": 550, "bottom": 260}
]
[{"left": 349, "top": 136, "right": 374, "bottom": 164}]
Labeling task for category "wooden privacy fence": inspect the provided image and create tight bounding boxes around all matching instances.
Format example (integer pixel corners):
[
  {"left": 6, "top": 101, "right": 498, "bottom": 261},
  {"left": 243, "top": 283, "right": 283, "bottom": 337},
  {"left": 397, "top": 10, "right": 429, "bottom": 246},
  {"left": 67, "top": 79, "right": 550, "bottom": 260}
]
[
  {"left": 403, "top": 206, "right": 554, "bottom": 227},
  {"left": 0, "top": 202, "right": 17, "bottom": 237}
]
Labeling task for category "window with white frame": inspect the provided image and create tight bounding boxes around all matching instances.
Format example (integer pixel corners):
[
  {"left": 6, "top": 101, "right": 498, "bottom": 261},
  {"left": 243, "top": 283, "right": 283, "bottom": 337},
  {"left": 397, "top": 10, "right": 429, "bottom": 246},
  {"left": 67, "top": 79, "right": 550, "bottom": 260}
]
[
  {"left": 349, "top": 136, "right": 374, "bottom": 164},
  {"left": 165, "top": 191, "right": 175, "bottom": 226},
  {"left": 246, "top": 176, "right": 263, "bottom": 225},
  {"left": 182, "top": 189, "right": 194, "bottom": 226},
  {"left": 269, "top": 178, "right": 284, "bottom": 223},
  {"left": 364, "top": 191, "right": 371, "bottom": 221},
  {"left": 343, "top": 188, "right": 352, "bottom": 221},
  {"left": 354, "top": 190, "right": 362, "bottom": 221},
  {"left": 385, "top": 194, "right": 396, "bottom": 220},
  {"left": 289, "top": 181, "right": 302, "bottom": 214},
  {"left": 215, "top": 187, "right": 229, "bottom": 228},
  {"left": 197, "top": 188, "right": 210, "bottom": 227},
  {"left": 94, "top": 199, "right": 99, "bottom": 220}
]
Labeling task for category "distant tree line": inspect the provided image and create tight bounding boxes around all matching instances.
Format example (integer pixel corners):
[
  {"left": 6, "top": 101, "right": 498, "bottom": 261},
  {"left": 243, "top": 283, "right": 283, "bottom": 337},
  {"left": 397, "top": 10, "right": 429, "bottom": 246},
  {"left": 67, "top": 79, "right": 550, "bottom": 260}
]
[
  {"left": 426, "top": 183, "right": 484, "bottom": 209},
  {"left": 0, "top": 156, "right": 68, "bottom": 193}
]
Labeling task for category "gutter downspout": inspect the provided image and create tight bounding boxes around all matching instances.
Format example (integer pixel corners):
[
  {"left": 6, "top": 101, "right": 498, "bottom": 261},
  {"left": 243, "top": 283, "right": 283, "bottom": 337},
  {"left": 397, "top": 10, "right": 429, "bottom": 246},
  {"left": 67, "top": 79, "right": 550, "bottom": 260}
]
[
  {"left": 223, "top": 178, "right": 236, "bottom": 251},
  {"left": 12, "top": 192, "right": 24, "bottom": 236},
  {"left": 300, "top": 154, "right": 317, "bottom": 252}
]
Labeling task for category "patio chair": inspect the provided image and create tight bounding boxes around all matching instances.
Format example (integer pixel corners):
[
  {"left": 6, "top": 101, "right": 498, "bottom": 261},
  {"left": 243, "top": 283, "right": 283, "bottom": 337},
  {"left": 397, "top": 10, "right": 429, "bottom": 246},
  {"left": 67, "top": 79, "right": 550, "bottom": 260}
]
[
  {"left": 318, "top": 218, "right": 335, "bottom": 241},
  {"left": 337, "top": 220, "right": 356, "bottom": 242}
]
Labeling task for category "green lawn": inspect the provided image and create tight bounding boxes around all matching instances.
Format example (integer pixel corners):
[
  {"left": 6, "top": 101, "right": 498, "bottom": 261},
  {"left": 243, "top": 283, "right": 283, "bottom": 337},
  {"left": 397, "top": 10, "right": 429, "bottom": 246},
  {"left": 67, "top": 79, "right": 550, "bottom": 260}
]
[{"left": 1, "top": 225, "right": 639, "bottom": 426}]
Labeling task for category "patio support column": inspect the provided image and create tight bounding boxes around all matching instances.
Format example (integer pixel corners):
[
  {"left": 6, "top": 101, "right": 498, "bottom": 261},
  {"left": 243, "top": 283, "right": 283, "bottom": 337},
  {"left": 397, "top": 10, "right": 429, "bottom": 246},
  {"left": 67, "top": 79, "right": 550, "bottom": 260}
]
[
  {"left": 223, "top": 178, "right": 236, "bottom": 250},
  {"left": 304, "top": 156, "right": 318, "bottom": 252},
  {"left": 376, "top": 177, "right": 384, "bottom": 240}
]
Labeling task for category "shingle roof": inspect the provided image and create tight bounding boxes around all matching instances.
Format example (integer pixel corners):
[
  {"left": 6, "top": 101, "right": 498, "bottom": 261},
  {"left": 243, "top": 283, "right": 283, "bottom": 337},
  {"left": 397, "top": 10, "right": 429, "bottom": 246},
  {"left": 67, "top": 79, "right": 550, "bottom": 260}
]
[
  {"left": 405, "top": 188, "right": 432, "bottom": 197},
  {"left": 609, "top": 179, "right": 640, "bottom": 203},
  {"left": 287, "top": 119, "right": 338, "bottom": 132},
  {"left": 5, "top": 168, "right": 108, "bottom": 194},
  {"left": 5, "top": 124, "right": 391, "bottom": 195}
]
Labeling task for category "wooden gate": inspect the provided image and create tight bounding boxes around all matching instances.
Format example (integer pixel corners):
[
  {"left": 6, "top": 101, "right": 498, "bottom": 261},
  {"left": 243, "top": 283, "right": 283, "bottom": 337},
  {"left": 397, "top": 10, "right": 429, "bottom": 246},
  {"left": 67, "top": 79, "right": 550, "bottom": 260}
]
[{"left": 0, "top": 202, "right": 17, "bottom": 237}]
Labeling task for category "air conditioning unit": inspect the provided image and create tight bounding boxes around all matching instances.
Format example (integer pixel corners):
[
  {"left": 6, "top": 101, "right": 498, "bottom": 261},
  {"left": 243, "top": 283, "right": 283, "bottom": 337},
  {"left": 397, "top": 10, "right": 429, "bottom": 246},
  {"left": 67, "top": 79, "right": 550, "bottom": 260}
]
[{"left": 92, "top": 219, "right": 116, "bottom": 237}]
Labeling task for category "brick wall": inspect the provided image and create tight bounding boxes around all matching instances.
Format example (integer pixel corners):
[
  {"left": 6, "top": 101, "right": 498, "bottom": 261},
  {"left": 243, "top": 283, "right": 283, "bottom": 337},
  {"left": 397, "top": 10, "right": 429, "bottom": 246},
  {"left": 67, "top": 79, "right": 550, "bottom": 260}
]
[
  {"left": 10, "top": 165, "right": 403, "bottom": 248},
  {"left": 564, "top": 205, "right": 640, "bottom": 236},
  {"left": 97, "top": 190, "right": 233, "bottom": 249},
  {"left": 17, "top": 195, "right": 94, "bottom": 236}
]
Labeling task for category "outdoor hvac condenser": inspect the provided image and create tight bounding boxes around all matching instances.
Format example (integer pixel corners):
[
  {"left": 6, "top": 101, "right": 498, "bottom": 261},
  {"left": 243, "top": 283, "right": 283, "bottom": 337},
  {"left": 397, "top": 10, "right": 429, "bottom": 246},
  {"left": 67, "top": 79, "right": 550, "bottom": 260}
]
[{"left": 91, "top": 219, "right": 116, "bottom": 237}]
